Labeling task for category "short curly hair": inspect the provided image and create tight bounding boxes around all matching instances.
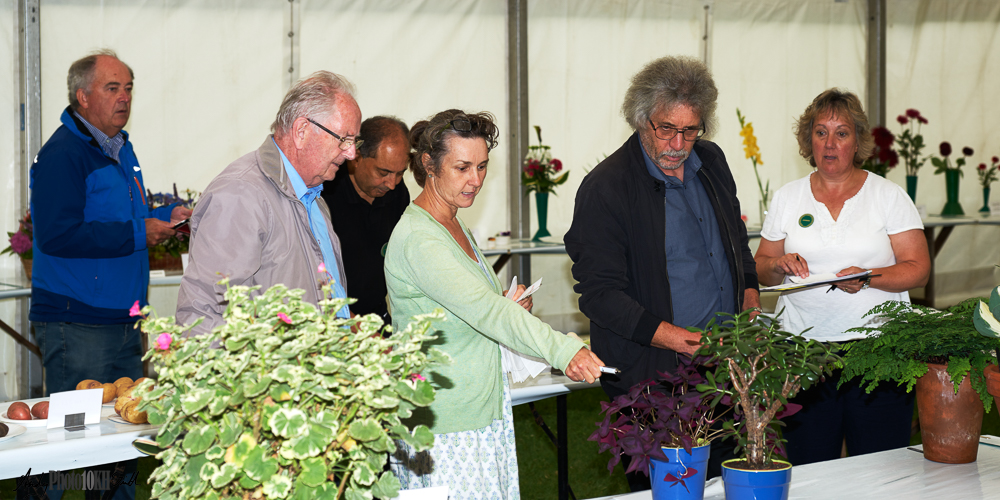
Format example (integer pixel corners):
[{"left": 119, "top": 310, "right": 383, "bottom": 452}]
[
  {"left": 408, "top": 109, "right": 499, "bottom": 188},
  {"left": 794, "top": 88, "right": 873, "bottom": 168},
  {"left": 622, "top": 56, "right": 718, "bottom": 138}
]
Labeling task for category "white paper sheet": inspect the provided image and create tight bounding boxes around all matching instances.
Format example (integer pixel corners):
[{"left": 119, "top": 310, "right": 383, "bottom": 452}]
[{"left": 501, "top": 276, "right": 551, "bottom": 383}]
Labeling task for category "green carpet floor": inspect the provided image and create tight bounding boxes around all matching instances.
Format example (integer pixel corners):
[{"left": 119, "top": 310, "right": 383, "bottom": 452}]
[{"left": 3, "top": 386, "right": 998, "bottom": 499}]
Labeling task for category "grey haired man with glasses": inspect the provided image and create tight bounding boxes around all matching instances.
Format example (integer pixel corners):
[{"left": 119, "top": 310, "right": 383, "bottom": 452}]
[
  {"left": 177, "top": 71, "right": 360, "bottom": 334},
  {"left": 566, "top": 55, "right": 760, "bottom": 490}
]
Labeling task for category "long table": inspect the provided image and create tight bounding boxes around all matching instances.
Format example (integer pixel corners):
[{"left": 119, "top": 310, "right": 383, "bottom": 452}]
[
  {"left": 586, "top": 436, "right": 1000, "bottom": 499},
  {"left": 0, "top": 372, "right": 598, "bottom": 481}
]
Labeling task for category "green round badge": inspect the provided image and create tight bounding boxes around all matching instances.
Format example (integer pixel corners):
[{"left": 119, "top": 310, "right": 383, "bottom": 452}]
[
  {"left": 381, "top": 243, "right": 388, "bottom": 257},
  {"left": 798, "top": 214, "right": 814, "bottom": 228}
]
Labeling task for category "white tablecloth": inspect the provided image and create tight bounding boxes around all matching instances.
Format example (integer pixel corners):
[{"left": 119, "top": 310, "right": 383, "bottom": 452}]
[{"left": 587, "top": 436, "right": 1000, "bottom": 499}]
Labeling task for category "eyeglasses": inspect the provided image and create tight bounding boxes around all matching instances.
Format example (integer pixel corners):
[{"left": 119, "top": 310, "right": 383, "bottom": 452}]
[
  {"left": 307, "top": 118, "right": 364, "bottom": 151},
  {"left": 435, "top": 117, "right": 472, "bottom": 140},
  {"left": 648, "top": 119, "right": 704, "bottom": 142}
]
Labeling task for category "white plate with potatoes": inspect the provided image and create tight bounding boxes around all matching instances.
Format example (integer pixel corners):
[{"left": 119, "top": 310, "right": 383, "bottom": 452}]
[{"left": 0, "top": 400, "right": 49, "bottom": 427}]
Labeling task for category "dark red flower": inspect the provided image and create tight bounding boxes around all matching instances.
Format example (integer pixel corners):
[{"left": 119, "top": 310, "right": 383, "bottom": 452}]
[
  {"left": 906, "top": 109, "right": 921, "bottom": 118},
  {"left": 939, "top": 142, "right": 952, "bottom": 156},
  {"left": 918, "top": 116, "right": 928, "bottom": 124},
  {"left": 979, "top": 163, "right": 987, "bottom": 171},
  {"left": 993, "top": 156, "right": 999, "bottom": 164},
  {"left": 963, "top": 147, "right": 974, "bottom": 157},
  {"left": 551, "top": 158, "right": 563, "bottom": 172},
  {"left": 896, "top": 115, "right": 908, "bottom": 125},
  {"left": 871, "top": 127, "right": 894, "bottom": 148}
]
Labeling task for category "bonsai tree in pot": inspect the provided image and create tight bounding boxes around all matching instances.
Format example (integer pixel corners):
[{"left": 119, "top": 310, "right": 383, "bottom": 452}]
[
  {"left": 590, "top": 355, "right": 730, "bottom": 498},
  {"left": 693, "top": 310, "right": 839, "bottom": 500},
  {"left": 134, "top": 278, "right": 450, "bottom": 499},
  {"left": 840, "top": 298, "right": 995, "bottom": 464}
]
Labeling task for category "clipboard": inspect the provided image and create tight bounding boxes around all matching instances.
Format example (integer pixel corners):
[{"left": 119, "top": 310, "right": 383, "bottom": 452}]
[{"left": 761, "top": 270, "right": 876, "bottom": 293}]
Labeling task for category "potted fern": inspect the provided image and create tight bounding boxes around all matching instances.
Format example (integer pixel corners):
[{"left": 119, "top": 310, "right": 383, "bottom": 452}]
[
  {"left": 693, "top": 310, "right": 839, "bottom": 500},
  {"left": 590, "top": 355, "right": 728, "bottom": 500},
  {"left": 840, "top": 298, "right": 996, "bottom": 464},
  {"left": 133, "top": 278, "right": 450, "bottom": 499}
]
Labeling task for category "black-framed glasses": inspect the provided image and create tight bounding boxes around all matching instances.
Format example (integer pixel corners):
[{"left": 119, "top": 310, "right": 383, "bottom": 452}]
[
  {"left": 648, "top": 119, "right": 704, "bottom": 142},
  {"left": 307, "top": 118, "right": 364, "bottom": 151},
  {"left": 435, "top": 117, "right": 473, "bottom": 140}
]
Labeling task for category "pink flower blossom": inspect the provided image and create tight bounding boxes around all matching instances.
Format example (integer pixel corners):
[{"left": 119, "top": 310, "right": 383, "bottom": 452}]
[
  {"left": 409, "top": 373, "right": 426, "bottom": 382},
  {"left": 10, "top": 231, "right": 31, "bottom": 255},
  {"left": 129, "top": 300, "right": 142, "bottom": 317},
  {"left": 277, "top": 312, "right": 292, "bottom": 324},
  {"left": 155, "top": 333, "right": 172, "bottom": 350},
  {"left": 551, "top": 159, "right": 563, "bottom": 172},
  {"left": 318, "top": 262, "right": 326, "bottom": 274}
]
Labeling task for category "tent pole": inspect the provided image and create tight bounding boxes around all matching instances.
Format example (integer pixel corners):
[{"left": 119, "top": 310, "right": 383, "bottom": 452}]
[
  {"left": 866, "top": 0, "right": 887, "bottom": 126},
  {"left": 507, "top": 0, "right": 530, "bottom": 282},
  {"left": 16, "top": 0, "right": 42, "bottom": 399}
]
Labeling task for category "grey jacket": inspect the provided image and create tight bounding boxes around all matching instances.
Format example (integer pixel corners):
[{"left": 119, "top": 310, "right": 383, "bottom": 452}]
[{"left": 176, "top": 137, "right": 348, "bottom": 335}]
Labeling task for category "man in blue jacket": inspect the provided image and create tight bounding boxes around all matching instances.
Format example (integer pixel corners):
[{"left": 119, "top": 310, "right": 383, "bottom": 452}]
[{"left": 30, "top": 50, "right": 191, "bottom": 396}]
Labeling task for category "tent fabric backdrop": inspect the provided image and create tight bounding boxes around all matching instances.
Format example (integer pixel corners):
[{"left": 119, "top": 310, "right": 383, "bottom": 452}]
[{"left": 1, "top": 0, "right": 998, "bottom": 393}]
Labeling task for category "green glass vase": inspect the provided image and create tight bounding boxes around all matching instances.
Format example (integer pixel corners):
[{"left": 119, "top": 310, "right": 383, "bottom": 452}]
[
  {"left": 981, "top": 187, "right": 991, "bottom": 214},
  {"left": 533, "top": 192, "right": 551, "bottom": 241},
  {"left": 940, "top": 170, "right": 964, "bottom": 216}
]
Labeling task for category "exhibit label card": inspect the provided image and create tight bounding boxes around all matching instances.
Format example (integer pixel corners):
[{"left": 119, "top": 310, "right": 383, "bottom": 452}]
[{"left": 47, "top": 389, "right": 103, "bottom": 429}]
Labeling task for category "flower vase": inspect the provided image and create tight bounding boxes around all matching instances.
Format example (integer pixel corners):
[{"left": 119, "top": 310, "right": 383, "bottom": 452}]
[
  {"left": 981, "top": 187, "right": 991, "bottom": 214},
  {"left": 940, "top": 170, "right": 964, "bottom": 216},
  {"left": 20, "top": 257, "right": 32, "bottom": 282},
  {"left": 906, "top": 175, "right": 918, "bottom": 203},
  {"left": 649, "top": 445, "right": 710, "bottom": 500},
  {"left": 759, "top": 200, "right": 768, "bottom": 227},
  {"left": 532, "top": 192, "right": 551, "bottom": 241}
]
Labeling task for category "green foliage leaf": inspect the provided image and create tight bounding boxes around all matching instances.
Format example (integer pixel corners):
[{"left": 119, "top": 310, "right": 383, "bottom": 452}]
[
  {"left": 371, "top": 471, "right": 401, "bottom": 499},
  {"left": 269, "top": 407, "right": 308, "bottom": 438},
  {"left": 180, "top": 388, "right": 215, "bottom": 415},
  {"left": 243, "top": 446, "right": 279, "bottom": 482},
  {"left": 351, "top": 461, "right": 376, "bottom": 486},
  {"left": 182, "top": 425, "right": 218, "bottom": 456},
  {"left": 349, "top": 419, "right": 384, "bottom": 442},
  {"left": 299, "top": 457, "right": 328, "bottom": 488},
  {"left": 262, "top": 474, "right": 293, "bottom": 499}
]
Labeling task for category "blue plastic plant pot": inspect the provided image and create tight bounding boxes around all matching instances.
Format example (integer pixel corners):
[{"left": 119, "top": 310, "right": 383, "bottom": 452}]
[
  {"left": 721, "top": 459, "right": 792, "bottom": 500},
  {"left": 648, "top": 444, "right": 710, "bottom": 500}
]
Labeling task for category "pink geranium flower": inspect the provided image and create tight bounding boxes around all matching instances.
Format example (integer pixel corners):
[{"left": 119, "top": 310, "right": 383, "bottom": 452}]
[
  {"left": 129, "top": 300, "right": 142, "bottom": 317},
  {"left": 155, "top": 333, "right": 172, "bottom": 350},
  {"left": 318, "top": 262, "right": 326, "bottom": 274},
  {"left": 277, "top": 312, "right": 292, "bottom": 324},
  {"left": 409, "top": 373, "right": 426, "bottom": 382}
]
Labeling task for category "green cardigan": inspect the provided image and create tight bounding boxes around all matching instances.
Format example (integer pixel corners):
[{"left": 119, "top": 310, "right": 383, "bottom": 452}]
[{"left": 385, "top": 204, "right": 584, "bottom": 434}]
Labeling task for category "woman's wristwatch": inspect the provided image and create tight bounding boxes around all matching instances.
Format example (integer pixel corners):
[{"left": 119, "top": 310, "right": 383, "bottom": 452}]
[{"left": 861, "top": 270, "right": 873, "bottom": 290}]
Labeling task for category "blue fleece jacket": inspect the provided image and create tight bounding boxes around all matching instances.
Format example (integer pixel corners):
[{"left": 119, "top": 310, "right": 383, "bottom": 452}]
[{"left": 29, "top": 107, "right": 174, "bottom": 323}]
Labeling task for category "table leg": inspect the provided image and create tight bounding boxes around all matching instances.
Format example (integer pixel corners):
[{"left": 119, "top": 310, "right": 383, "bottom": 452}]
[
  {"left": 558, "top": 394, "right": 568, "bottom": 500},
  {"left": 492, "top": 253, "right": 512, "bottom": 274}
]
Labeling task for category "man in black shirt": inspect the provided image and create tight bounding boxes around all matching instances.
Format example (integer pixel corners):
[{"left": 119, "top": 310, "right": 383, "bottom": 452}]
[{"left": 321, "top": 116, "right": 410, "bottom": 326}]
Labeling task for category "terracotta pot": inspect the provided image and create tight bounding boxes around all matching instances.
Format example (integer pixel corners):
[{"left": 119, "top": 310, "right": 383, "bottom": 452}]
[
  {"left": 915, "top": 363, "right": 983, "bottom": 463},
  {"left": 984, "top": 365, "right": 1000, "bottom": 412}
]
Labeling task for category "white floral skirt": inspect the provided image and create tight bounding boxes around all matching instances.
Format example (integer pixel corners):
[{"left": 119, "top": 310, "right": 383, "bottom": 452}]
[{"left": 390, "top": 373, "right": 521, "bottom": 499}]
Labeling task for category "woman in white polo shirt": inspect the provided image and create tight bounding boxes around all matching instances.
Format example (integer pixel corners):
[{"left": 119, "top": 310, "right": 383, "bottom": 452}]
[{"left": 754, "top": 88, "right": 930, "bottom": 466}]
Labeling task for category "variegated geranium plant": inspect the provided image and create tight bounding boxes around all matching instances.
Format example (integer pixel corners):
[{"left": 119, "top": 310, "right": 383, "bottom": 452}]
[{"left": 133, "top": 277, "right": 449, "bottom": 499}]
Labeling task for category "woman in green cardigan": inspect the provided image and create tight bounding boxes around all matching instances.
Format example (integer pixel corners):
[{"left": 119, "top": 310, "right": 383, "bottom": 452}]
[{"left": 385, "top": 109, "right": 604, "bottom": 498}]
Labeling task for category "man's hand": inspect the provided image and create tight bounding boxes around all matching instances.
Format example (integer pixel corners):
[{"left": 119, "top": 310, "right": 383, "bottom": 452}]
[
  {"left": 650, "top": 321, "right": 703, "bottom": 356},
  {"left": 743, "top": 288, "right": 762, "bottom": 320},
  {"left": 145, "top": 218, "right": 177, "bottom": 247},
  {"left": 564, "top": 347, "right": 604, "bottom": 384},
  {"left": 170, "top": 206, "right": 193, "bottom": 224}
]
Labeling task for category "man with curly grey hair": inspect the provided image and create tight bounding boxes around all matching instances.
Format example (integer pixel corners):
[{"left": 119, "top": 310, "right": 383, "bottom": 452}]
[
  {"left": 566, "top": 55, "right": 759, "bottom": 489},
  {"left": 178, "top": 71, "right": 360, "bottom": 335}
]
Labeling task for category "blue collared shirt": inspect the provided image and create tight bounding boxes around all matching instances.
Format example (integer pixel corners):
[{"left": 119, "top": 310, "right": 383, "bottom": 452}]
[
  {"left": 275, "top": 141, "right": 350, "bottom": 318},
  {"left": 73, "top": 110, "right": 126, "bottom": 162},
  {"left": 641, "top": 144, "right": 734, "bottom": 330}
]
